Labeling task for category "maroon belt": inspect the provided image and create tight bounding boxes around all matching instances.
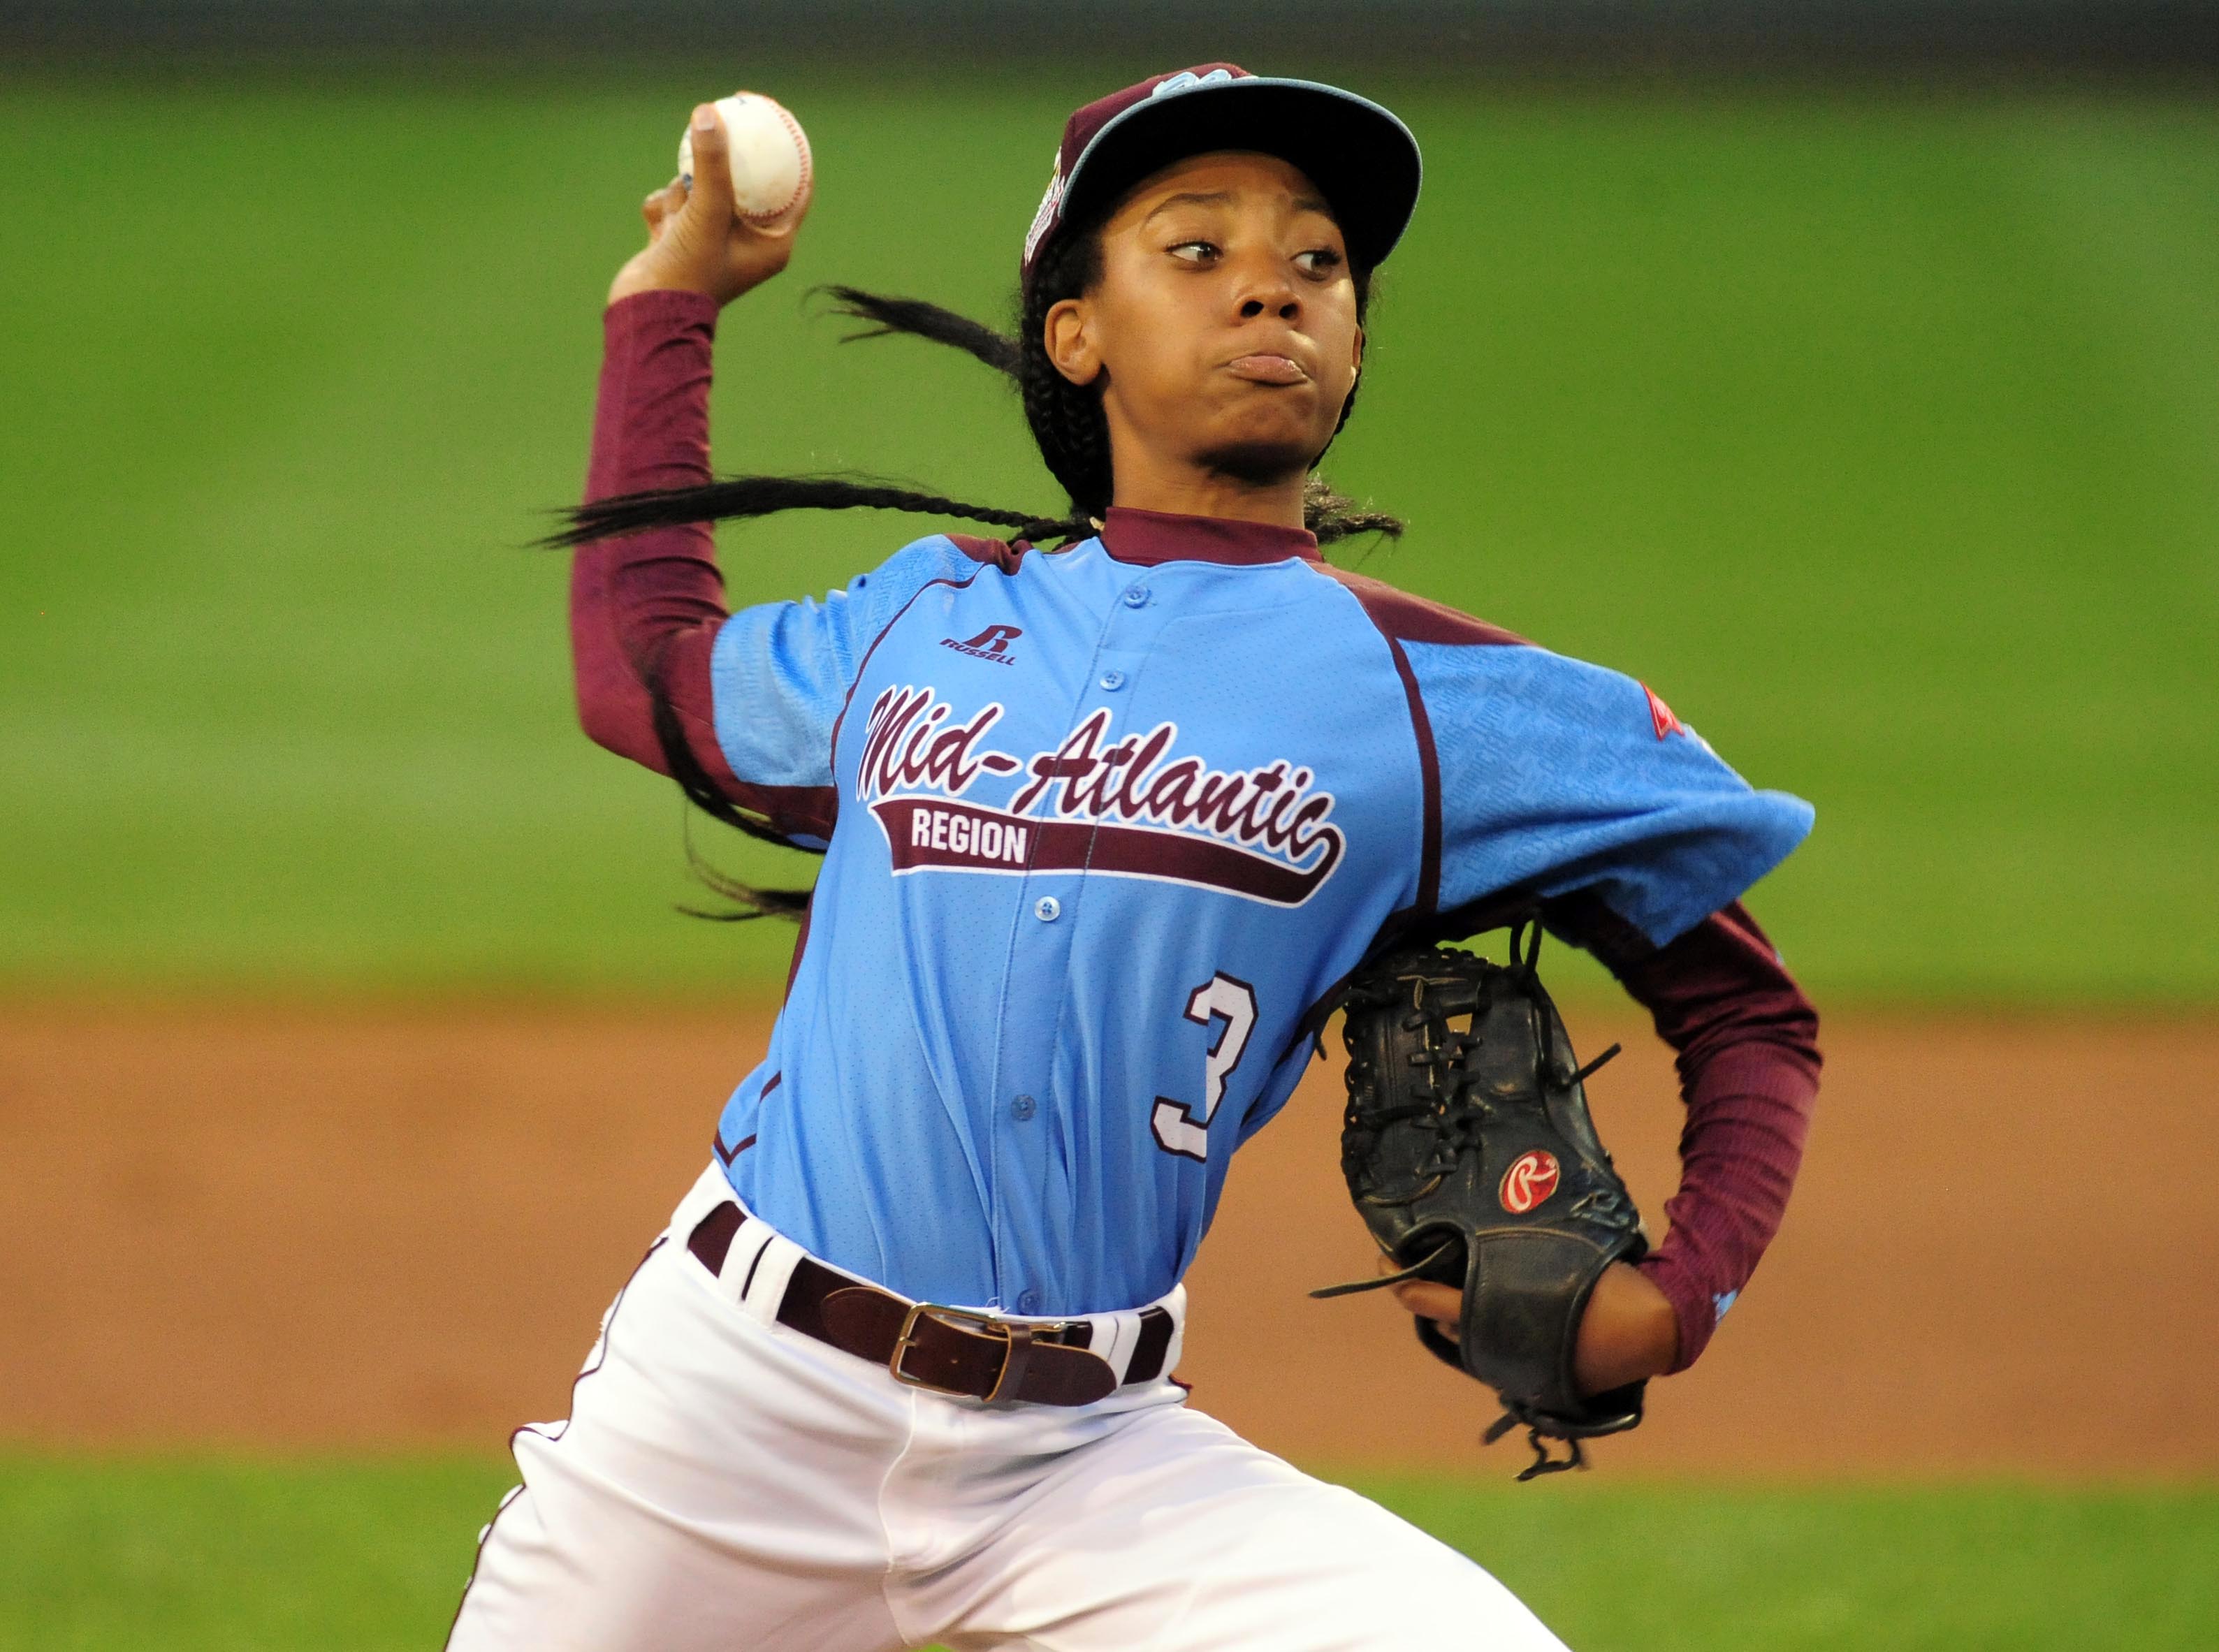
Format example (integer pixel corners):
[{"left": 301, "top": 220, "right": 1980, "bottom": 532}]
[{"left": 687, "top": 1202, "right": 1174, "bottom": 1408}]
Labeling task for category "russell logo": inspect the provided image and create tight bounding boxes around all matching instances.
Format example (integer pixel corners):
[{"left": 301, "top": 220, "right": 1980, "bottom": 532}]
[
  {"left": 942, "top": 624, "right": 1023, "bottom": 664},
  {"left": 1499, "top": 1149, "right": 1562, "bottom": 1215}
]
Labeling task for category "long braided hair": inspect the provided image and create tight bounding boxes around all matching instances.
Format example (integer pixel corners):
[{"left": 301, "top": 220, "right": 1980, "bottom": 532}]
[{"left": 549, "top": 218, "right": 1403, "bottom": 919}]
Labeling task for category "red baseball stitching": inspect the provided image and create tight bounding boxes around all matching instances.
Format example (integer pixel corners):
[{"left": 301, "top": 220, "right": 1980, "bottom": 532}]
[{"left": 735, "top": 94, "right": 813, "bottom": 224}]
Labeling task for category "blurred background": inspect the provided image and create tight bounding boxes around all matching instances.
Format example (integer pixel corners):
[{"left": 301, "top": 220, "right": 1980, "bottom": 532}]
[{"left": 2, "top": 3, "right": 2215, "bottom": 1648}]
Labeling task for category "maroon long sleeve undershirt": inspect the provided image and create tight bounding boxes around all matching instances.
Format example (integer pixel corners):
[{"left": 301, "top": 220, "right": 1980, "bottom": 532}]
[
  {"left": 572, "top": 288, "right": 1824, "bottom": 1373},
  {"left": 572, "top": 288, "right": 734, "bottom": 789},
  {"left": 1543, "top": 893, "right": 1821, "bottom": 1370}
]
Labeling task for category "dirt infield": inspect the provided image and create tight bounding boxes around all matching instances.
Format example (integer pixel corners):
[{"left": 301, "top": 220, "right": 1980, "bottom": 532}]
[{"left": 3, "top": 1000, "right": 2213, "bottom": 1476}]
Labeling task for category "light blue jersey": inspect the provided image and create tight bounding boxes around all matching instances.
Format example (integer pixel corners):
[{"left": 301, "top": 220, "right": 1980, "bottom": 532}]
[{"left": 704, "top": 508, "right": 1811, "bottom": 1317}]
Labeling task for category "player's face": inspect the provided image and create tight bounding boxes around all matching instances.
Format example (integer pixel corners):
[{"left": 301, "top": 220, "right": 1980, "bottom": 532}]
[{"left": 1046, "top": 151, "right": 1364, "bottom": 498}]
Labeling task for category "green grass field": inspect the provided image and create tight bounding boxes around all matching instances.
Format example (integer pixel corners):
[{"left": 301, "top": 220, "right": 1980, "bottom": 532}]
[
  {"left": 3, "top": 1454, "right": 2212, "bottom": 1650},
  {"left": 2, "top": 75, "right": 2216, "bottom": 1004}
]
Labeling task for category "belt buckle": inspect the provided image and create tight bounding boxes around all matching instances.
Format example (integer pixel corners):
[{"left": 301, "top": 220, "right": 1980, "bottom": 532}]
[{"left": 889, "top": 1303, "right": 1070, "bottom": 1402}]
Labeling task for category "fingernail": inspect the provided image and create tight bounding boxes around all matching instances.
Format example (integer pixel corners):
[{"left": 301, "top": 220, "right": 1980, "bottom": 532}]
[{"left": 692, "top": 105, "right": 716, "bottom": 133}]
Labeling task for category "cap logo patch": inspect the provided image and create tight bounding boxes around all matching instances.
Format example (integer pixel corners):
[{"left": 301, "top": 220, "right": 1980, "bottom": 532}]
[
  {"left": 1024, "top": 147, "right": 1066, "bottom": 265},
  {"left": 1150, "top": 67, "right": 1237, "bottom": 98},
  {"left": 1499, "top": 1149, "right": 1561, "bottom": 1214}
]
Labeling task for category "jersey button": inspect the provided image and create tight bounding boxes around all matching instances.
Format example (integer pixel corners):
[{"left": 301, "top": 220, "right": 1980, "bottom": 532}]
[
  {"left": 1033, "top": 896, "right": 1061, "bottom": 922},
  {"left": 1016, "top": 1289, "right": 1042, "bottom": 1315},
  {"left": 1121, "top": 585, "right": 1151, "bottom": 608},
  {"left": 1098, "top": 669, "right": 1126, "bottom": 691},
  {"left": 1010, "top": 1093, "right": 1037, "bottom": 1122}
]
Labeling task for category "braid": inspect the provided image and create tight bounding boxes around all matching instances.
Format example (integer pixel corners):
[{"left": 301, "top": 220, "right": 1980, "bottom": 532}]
[
  {"left": 643, "top": 652, "right": 813, "bottom": 919},
  {"left": 547, "top": 475, "right": 1084, "bottom": 551},
  {"left": 817, "top": 284, "right": 1019, "bottom": 377},
  {"left": 1303, "top": 475, "right": 1403, "bottom": 546},
  {"left": 1017, "top": 234, "right": 1116, "bottom": 516}
]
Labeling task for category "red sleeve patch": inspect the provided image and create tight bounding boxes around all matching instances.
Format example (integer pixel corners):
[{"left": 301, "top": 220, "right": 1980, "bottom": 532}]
[{"left": 1643, "top": 682, "right": 1687, "bottom": 740}]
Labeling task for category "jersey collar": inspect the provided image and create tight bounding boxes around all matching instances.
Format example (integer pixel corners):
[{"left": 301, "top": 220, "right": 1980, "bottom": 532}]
[{"left": 1099, "top": 506, "right": 1321, "bottom": 568}]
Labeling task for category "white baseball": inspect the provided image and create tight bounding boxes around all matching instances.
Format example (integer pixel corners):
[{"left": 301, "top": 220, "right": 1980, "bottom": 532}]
[{"left": 676, "top": 92, "right": 813, "bottom": 226}]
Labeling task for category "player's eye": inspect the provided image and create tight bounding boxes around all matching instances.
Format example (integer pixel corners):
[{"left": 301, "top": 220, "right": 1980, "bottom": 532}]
[
  {"left": 1167, "top": 240, "right": 1221, "bottom": 265},
  {"left": 1293, "top": 247, "right": 1344, "bottom": 276}
]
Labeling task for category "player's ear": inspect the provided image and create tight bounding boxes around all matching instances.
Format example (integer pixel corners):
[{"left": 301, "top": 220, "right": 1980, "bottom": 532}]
[
  {"left": 1044, "top": 297, "right": 1102, "bottom": 387},
  {"left": 1351, "top": 320, "right": 1365, "bottom": 377}
]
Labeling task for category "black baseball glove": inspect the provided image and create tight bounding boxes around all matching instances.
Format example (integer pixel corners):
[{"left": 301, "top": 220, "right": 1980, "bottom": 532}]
[{"left": 1313, "top": 920, "right": 1650, "bottom": 1479}]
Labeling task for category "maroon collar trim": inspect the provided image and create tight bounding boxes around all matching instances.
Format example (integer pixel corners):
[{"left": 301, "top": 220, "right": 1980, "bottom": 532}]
[{"left": 1099, "top": 506, "right": 1321, "bottom": 567}]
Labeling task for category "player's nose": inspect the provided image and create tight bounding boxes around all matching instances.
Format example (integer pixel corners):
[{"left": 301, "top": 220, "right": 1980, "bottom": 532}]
[{"left": 1229, "top": 249, "right": 1302, "bottom": 325}]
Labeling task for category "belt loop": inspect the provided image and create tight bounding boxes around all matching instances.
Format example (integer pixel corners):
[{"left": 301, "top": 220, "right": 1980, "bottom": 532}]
[
  {"left": 737, "top": 1231, "right": 800, "bottom": 1326},
  {"left": 1156, "top": 1283, "right": 1187, "bottom": 1379},
  {"left": 1094, "top": 1308, "right": 1139, "bottom": 1384}
]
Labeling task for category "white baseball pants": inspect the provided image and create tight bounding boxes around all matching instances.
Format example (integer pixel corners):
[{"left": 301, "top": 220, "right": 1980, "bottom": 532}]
[{"left": 445, "top": 1164, "right": 1569, "bottom": 1651}]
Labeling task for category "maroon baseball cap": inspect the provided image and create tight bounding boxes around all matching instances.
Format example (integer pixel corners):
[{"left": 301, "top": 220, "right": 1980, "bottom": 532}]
[{"left": 1021, "top": 64, "right": 1422, "bottom": 292}]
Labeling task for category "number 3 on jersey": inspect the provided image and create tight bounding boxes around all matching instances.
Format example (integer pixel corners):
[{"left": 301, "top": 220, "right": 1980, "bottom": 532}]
[{"left": 1151, "top": 972, "right": 1258, "bottom": 1162}]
